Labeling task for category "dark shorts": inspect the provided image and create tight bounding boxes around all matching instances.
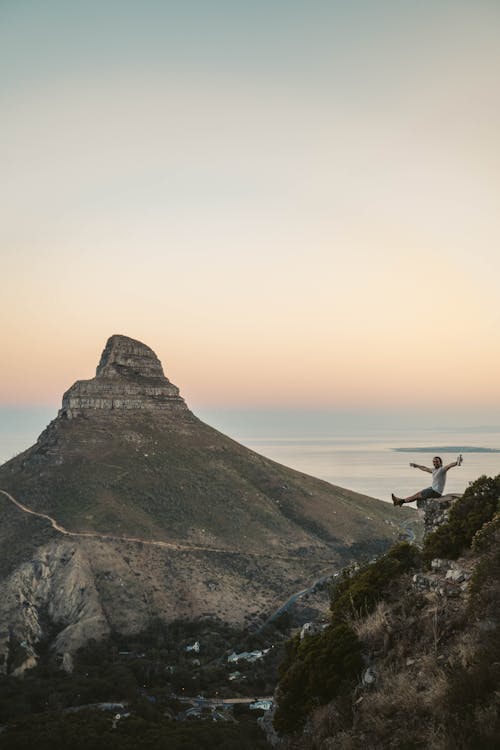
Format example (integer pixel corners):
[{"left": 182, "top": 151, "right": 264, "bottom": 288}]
[{"left": 420, "top": 487, "right": 442, "bottom": 500}]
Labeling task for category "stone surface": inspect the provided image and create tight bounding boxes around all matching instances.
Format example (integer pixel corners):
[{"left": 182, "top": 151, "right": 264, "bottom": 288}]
[
  {"left": 445, "top": 568, "right": 467, "bottom": 583},
  {"left": 362, "top": 666, "right": 377, "bottom": 685},
  {"left": 417, "top": 494, "right": 461, "bottom": 536},
  {"left": 0, "top": 540, "right": 108, "bottom": 675},
  {"left": 431, "top": 558, "right": 450, "bottom": 572},
  {"left": 412, "top": 573, "right": 432, "bottom": 591},
  {"left": 60, "top": 334, "right": 187, "bottom": 417},
  {"left": 96, "top": 335, "right": 165, "bottom": 379},
  {"left": 300, "top": 621, "right": 322, "bottom": 640}
]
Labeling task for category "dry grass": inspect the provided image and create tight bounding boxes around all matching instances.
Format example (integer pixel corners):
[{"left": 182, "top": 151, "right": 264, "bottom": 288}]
[
  {"left": 474, "top": 698, "right": 500, "bottom": 738},
  {"left": 309, "top": 704, "right": 343, "bottom": 745},
  {"left": 452, "top": 629, "right": 478, "bottom": 670},
  {"left": 307, "top": 611, "right": 452, "bottom": 750},
  {"left": 350, "top": 600, "right": 391, "bottom": 654},
  {"left": 300, "top": 588, "right": 493, "bottom": 750},
  {"left": 351, "top": 661, "right": 447, "bottom": 748}
]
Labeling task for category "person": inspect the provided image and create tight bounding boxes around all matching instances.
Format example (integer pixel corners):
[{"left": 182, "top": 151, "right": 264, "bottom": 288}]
[{"left": 392, "top": 454, "right": 462, "bottom": 506}]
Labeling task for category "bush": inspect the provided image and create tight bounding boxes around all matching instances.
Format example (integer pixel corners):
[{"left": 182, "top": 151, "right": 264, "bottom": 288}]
[
  {"left": 469, "top": 516, "right": 500, "bottom": 618},
  {"left": 273, "top": 623, "right": 362, "bottom": 735},
  {"left": 0, "top": 709, "right": 272, "bottom": 749},
  {"left": 273, "top": 543, "right": 421, "bottom": 736},
  {"left": 471, "top": 511, "right": 500, "bottom": 554},
  {"left": 330, "top": 542, "right": 421, "bottom": 623},
  {"left": 423, "top": 475, "right": 500, "bottom": 562},
  {"left": 444, "top": 539, "right": 500, "bottom": 748}
]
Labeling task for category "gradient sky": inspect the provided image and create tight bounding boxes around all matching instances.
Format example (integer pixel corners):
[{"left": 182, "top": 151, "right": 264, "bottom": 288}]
[{"left": 2, "top": 1, "right": 500, "bottom": 419}]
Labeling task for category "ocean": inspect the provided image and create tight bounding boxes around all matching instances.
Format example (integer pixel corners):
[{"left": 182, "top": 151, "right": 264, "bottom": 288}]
[
  {"left": 1, "top": 408, "right": 499, "bottom": 504},
  {"left": 238, "top": 430, "right": 500, "bottom": 502}
]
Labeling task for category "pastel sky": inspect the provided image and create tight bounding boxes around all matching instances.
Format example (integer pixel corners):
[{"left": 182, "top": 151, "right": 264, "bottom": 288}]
[{"left": 2, "top": 1, "right": 500, "bottom": 419}]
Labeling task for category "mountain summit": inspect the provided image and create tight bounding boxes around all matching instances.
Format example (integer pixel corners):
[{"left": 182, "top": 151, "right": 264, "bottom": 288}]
[
  {"left": 62, "top": 334, "right": 187, "bottom": 416},
  {"left": 0, "top": 336, "right": 411, "bottom": 674}
]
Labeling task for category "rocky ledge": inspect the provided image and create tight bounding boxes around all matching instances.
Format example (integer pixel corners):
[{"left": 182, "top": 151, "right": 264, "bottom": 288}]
[
  {"left": 417, "top": 493, "right": 461, "bottom": 536},
  {"left": 60, "top": 335, "right": 188, "bottom": 417}
]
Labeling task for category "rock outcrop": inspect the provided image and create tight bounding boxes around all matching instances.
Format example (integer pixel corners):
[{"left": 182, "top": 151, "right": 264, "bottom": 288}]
[
  {"left": 417, "top": 493, "right": 461, "bottom": 536},
  {"left": 0, "top": 540, "right": 107, "bottom": 676},
  {"left": 61, "top": 335, "right": 187, "bottom": 416}
]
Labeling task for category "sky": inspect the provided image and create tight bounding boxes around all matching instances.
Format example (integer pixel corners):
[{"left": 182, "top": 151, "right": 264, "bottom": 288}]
[{"left": 2, "top": 0, "right": 500, "bottom": 430}]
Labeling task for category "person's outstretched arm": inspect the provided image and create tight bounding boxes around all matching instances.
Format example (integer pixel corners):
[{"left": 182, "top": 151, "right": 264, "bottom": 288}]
[
  {"left": 443, "top": 456, "right": 463, "bottom": 471},
  {"left": 409, "top": 463, "right": 432, "bottom": 473}
]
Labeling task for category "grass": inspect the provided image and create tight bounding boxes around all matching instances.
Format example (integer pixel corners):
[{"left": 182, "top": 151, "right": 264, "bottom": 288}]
[{"left": 0, "top": 409, "right": 408, "bottom": 565}]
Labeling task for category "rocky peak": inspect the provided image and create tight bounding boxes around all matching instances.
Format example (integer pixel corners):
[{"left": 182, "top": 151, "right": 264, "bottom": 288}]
[
  {"left": 95, "top": 335, "right": 165, "bottom": 380},
  {"left": 60, "top": 335, "right": 187, "bottom": 417}
]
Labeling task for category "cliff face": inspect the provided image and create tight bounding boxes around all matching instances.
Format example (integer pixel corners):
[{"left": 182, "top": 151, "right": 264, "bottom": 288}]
[
  {"left": 1, "top": 529, "right": 321, "bottom": 678},
  {"left": 0, "top": 540, "right": 107, "bottom": 676},
  {"left": 61, "top": 335, "right": 187, "bottom": 416},
  {"left": 0, "top": 335, "right": 414, "bottom": 675}
]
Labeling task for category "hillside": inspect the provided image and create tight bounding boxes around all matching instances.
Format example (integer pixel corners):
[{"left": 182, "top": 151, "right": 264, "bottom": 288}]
[
  {"left": 0, "top": 335, "right": 413, "bottom": 674},
  {"left": 271, "top": 474, "right": 500, "bottom": 750}
]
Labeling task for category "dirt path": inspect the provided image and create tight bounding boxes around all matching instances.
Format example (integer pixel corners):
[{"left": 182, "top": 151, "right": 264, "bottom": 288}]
[
  {"left": 0, "top": 489, "right": 327, "bottom": 563},
  {"left": 0, "top": 488, "right": 192, "bottom": 549}
]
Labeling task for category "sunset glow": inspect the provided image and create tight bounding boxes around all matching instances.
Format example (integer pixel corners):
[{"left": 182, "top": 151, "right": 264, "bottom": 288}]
[{"left": 2, "top": 1, "right": 499, "bottom": 417}]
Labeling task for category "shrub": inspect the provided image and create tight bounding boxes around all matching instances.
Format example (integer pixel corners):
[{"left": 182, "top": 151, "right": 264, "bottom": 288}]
[
  {"left": 273, "top": 623, "right": 362, "bottom": 735},
  {"left": 273, "top": 543, "right": 421, "bottom": 736},
  {"left": 471, "top": 511, "right": 500, "bottom": 554},
  {"left": 444, "top": 550, "right": 500, "bottom": 748},
  {"left": 330, "top": 542, "right": 421, "bottom": 623},
  {"left": 469, "top": 518, "right": 500, "bottom": 618},
  {"left": 0, "top": 709, "right": 272, "bottom": 749},
  {"left": 423, "top": 475, "right": 500, "bottom": 562}
]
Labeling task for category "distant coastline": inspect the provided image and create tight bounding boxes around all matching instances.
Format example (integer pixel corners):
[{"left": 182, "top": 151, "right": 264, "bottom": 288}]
[{"left": 394, "top": 446, "right": 500, "bottom": 453}]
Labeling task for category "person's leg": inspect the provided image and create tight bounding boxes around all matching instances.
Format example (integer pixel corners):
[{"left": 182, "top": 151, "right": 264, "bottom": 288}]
[
  {"left": 392, "top": 491, "right": 423, "bottom": 506},
  {"left": 392, "top": 488, "right": 441, "bottom": 506},
  {"left": 392, "top": 491, "right": 422, "bottom": 506}
]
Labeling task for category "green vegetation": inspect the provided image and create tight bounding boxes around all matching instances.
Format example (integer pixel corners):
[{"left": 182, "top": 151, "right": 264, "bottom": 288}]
[
  {"left": 330, "top": 542, "right": 421, "bottom": 623},
  {"left": 0, "top": 709, "right": 271, "bottom": 750},
  {"left": 274, "top": 543, "right": 421, "bottom": 734},
  {"left": 0, "top": 407, "right": 399, "bottom": 549},
  {"left": 273, "top": 624, "right": 362, "bottom": 735},
  {"left": 443, "top": 510, "right": 500, "bottom": 748},
  {"left": 423, "top": 474, "right": 500, "bottom": 562},
  {"left": 471, "top": 511, "right": 500, "bottom": 554},
  {"left": 444, "top": 629, "right": 500, "bottom": 749},
  {"left": 0, "top": 618, "right": 282, "bottom": 721},
  {"left": 0, "top": 618, "right": 281, "bottom": 748}
]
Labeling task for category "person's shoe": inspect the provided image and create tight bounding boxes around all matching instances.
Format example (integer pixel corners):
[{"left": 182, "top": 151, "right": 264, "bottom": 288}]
[{"left": 392, "top": 493, "right": 404, "bottom": 507}]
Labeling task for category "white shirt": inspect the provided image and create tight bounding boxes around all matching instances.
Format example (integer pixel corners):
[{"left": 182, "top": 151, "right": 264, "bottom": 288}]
[{"left": 432, "top": 466, "right": 447, "bottom": 494}]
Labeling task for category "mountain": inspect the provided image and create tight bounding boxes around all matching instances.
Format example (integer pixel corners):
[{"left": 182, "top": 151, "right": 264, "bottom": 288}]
[{"left": 0, "top": 335, "right": 413, "bottom": 674}]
